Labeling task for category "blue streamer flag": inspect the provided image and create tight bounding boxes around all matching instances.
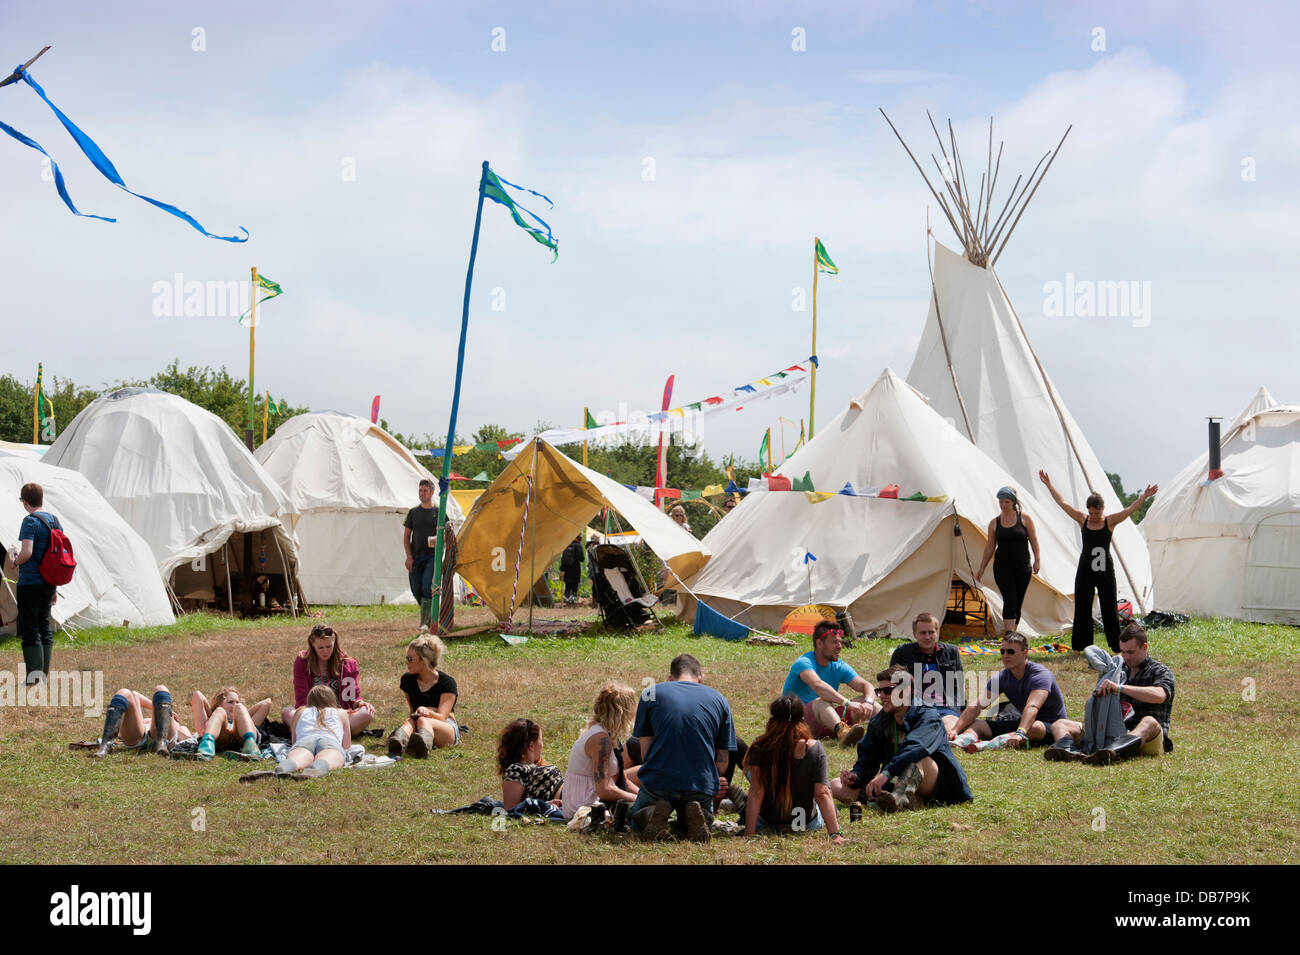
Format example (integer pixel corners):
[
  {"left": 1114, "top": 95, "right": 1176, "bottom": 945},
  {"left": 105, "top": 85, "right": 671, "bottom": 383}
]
[
  {"left": 2, "top": 66, "right": 247, "bottom": 241},
  {"left": 482, "top": 165, "right": 558, "bottom": 260}
]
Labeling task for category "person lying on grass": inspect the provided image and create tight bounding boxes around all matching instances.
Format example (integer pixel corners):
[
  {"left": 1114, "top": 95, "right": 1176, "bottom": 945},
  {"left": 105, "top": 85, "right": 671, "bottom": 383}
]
[
  {"left": 743, "top": 695, "right": 844, "bottom": 845},
  {"left": 498, "top": 718, "right": 563, "bottom": 808},
  {"left": 243, "top": 685, "right": 352, "bottom": 782},
  {"left": 388, "top": 634, "right": 458, "bottom": 757},
  {"left": 191, "top": 686, "right": 272, "bottom": 760},
  {"left": 92, "top": 685, "right": 192, "bottom": 758},
  {"left": 280, "top": 623, "right": 375, "bottom": 737}
]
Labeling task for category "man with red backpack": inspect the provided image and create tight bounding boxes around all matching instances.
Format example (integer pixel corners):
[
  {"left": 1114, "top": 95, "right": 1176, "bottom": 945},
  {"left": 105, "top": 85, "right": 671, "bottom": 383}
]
[{"left": 10, "top": 483, "right": 73, "bottom": 685}]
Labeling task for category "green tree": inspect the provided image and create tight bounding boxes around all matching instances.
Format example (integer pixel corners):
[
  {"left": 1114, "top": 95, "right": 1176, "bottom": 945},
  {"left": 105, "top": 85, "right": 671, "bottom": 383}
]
[
  {"left": 0, "top": 373, "right": 102, "bottom": 445},
  {"left": 1107, "top": 471, "right": 1153, "bottom": 525}
]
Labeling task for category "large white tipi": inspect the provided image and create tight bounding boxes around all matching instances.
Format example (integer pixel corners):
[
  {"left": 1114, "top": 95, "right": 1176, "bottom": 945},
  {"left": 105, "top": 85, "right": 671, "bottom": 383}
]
[
  {"left": 882, "top": 111, "right": 1154, "bottom": 610},
  {"left": 1143, "top": 388, "right": 1300, "bottom": 624},
  {"left": 682, "top": 369, "right": 1082, "bottom": 637},
  {"left": 43, "top": 388, "right": 303, "bottom": 614},
  {"left": 255, "top": 412, "right": 464, "bottom": 605}
]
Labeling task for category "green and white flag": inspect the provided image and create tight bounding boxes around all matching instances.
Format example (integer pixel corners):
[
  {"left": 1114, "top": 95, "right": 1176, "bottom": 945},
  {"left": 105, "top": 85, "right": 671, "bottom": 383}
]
[
  {"left": 483, "top": 167, "right": 558, "bottom": 261},
  {"left": 238, "top": 273, "right": 284, "bottom": 326}
]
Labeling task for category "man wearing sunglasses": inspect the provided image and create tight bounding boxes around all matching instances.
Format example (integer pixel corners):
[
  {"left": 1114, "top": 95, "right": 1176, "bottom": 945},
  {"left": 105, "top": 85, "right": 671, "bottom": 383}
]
[
  {"left": 951, "top": 633, "right": 1082, "bottom": 749},
  {"left": 831, "top": 664, "right": 972, "bottom": 812}
]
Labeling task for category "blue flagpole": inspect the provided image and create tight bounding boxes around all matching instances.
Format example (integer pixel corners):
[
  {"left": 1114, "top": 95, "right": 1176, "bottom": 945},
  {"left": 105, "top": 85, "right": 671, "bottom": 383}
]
[{"left": 430, "top": 160, "right": 489, "bottom": 631}]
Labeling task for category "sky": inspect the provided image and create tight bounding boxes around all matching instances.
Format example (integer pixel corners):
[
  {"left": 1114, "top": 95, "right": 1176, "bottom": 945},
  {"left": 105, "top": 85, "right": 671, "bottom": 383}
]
[{"left": 2, "top": 0, "right": 1298, "bottom": 491}]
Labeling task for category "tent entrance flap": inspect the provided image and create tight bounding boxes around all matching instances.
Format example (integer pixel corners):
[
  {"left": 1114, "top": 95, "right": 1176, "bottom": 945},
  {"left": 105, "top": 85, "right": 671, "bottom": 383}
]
[
  {"left": 168, "top": 529, "right": 303, "bottom": 616},
  {"left": 942, "top": 578, "right": 996, "bottom": 641}
]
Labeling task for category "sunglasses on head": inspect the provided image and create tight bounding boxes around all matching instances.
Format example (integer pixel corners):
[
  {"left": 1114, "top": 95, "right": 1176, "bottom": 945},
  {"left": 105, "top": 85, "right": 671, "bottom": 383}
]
[{"left": 311, "top": 625, "right": 335, "bottom": 637}]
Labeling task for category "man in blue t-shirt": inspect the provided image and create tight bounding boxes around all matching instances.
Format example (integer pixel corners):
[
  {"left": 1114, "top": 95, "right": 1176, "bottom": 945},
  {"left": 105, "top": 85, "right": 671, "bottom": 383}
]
[
  {"left": 10, "top": 482, "right": 60, "bottom": 684},
  {"left": 951, "top": 632, "right": 1082, "bottom": 749},
  {"left": 781, "top": 621, "right": 880, "bottom": 747},
  {"left": 630, "top": 653, "right": 736, "bottom": 842}
]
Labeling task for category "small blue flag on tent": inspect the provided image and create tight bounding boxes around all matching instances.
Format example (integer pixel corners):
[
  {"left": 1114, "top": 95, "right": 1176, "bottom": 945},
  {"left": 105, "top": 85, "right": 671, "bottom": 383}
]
[{"left": 803, "top": 551, "right": 817, "bottom": 564}]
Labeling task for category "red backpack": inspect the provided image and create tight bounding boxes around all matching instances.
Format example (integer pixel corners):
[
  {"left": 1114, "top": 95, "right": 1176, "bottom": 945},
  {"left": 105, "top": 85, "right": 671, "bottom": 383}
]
[{"left": 35, "top": 513, "right": 76, "bottom": 586}]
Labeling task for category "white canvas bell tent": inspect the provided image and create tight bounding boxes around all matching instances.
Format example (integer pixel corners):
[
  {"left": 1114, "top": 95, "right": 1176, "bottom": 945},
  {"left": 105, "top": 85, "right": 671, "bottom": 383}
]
[
  {"left": 43, "top": 388, "right": 303, "bottom": 614},
  {"left": 881, "top": 110, "right": 1154, "bottom": 611},
  {"left": 255, "top": 412, "right": 464, "bottom": 605},
  {"left": 1143, "top": 387, "right": 1300, "bottom": 624},
  {"left": 680, "top": 369, "right": 1082, "bottom": 637},
  {"left": 456, "top": 439, "right": 710, "bottom": 623},
  {"left": 0, "top": 458, "right": 174, "bottom": 632}
]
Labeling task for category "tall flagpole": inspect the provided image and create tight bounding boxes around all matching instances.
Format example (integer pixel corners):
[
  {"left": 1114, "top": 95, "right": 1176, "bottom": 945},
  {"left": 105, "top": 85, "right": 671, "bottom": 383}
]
[
  {"left": 32, "top": 363, "right": 41, "bottom": 443},
  {"left": 262, "top": 391, "right": 270, "bottom": 444},
  {"left": 582, "top": 406, "right": 589, "bottom": 468},
  {"left": 431, "top": 161, "right": 490, "bottom": 631},
  {"left": 810, "top": 237, "right": 819, "bottom": 439},
  {"left": 245, "top": 266, "right": 258, "bottom": 451}
]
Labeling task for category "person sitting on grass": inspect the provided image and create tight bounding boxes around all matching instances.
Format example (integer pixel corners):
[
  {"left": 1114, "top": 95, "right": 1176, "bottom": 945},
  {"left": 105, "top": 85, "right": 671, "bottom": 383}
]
[
  {"left": 191, "top": 686, "right": 271, "bottom": 760},
  {"left": 623, "top": 732, "right": 749, "bottom": 817},
  {"left": 781, "top": 620, "right": 880, "bottom": 747},
  {"left": 280, "top": 623, "right": 376, "bottom": 737},
  {"left": 243, "top": 685, "right": 352, "bottom": 781},
  {"left": 629, "top": 654, "right": 735, "bottom": 843},
  {"left": 498, "top": 718, "right": 564, "bottom": 807},
  {"left": 388, "top": 634, "right": 458, "bottom": 757},
  {"left": 832, "top": 665, "right": 972, "bottom": 812},
  {"left": 560, "top": 683, "right": 640, "bottom": 821},
  {"left": 889, "top": 611, "right": 965, "bottom": 734},
  {"left": 949, "top": 633, "right": 1083, "bottom": 752},
  {"left": 1087, "top": 621, "right": 1175, "bottom": 765},
  {"left": 743, "top": 695, "right": 844, "bottom": 845},
  {"left": 92, "top": 685, "right": 192, "bottom": 758}
]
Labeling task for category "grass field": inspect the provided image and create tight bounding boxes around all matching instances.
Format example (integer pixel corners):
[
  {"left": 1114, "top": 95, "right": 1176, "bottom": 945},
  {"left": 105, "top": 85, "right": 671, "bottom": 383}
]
[{"left": 2, "top": 608, "right": 1298, "bottom": 865}]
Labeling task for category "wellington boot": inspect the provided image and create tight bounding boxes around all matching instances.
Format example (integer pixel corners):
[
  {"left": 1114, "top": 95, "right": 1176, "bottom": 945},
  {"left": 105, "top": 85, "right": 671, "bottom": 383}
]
[
  {"left": 1044, "top": 736, "right": 1087, "bottom": 763},
  {"left": 419, "top": 599, "right": 433, "bottom": 631},
  {"left": 876, "top": 761, "right": 922, "bottom": 812},
  {"left": 387, "top": 726, "right": 410, "bottom": 757},
  {"left": 406, "top": 727, "right": 435, "bottom": 758},
  {"left": 151, "top": 696, "right": 174, "bottom": 756},
  {"left": 1086, "top": 734, "right": 1143, "bottom": 766}
]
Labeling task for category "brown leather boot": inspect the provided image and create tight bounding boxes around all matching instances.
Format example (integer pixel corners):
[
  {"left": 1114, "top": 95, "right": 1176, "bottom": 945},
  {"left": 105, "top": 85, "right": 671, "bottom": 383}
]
[{"left": 387, "top": 726, "right": 410, "bottom": 757}]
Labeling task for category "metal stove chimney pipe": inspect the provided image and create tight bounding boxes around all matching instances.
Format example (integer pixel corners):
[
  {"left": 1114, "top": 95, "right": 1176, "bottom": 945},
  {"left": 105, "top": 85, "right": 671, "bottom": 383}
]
[{"left": 1207, "top": 417, "right": 1223, "bottom": 481}]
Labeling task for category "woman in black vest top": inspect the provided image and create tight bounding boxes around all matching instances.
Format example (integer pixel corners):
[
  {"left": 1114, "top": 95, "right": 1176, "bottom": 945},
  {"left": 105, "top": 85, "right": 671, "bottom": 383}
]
[
  {"left": 1038, "top": 470, "right": 1156, "bottom": 651},
  {"left": 976, "top": 487, "right": 1041, "bottom": 634}
]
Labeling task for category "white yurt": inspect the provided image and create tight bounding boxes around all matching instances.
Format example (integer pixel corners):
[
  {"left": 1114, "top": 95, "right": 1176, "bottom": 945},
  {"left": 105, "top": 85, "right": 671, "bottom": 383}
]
[
  {"left": 255, "top": 412, "right": 464, "bottom": 605},
  {"left": 43, "top": 388, "right": 302, "bottom": 614},
  {"left": 0, "top": 457, "right": 174, "bottom": 632},
  {"left": 1144, "top": 387, "right": 1300, "bottom": 624}
]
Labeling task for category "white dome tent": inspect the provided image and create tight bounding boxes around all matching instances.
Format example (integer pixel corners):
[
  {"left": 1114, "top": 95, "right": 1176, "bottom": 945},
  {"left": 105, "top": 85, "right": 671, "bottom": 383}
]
[
  {"left": 255, "top": 412, "right": 464, "bottom": 605},
  {"left": 0, "top": 458, "right": 174, "bottom": 632},
  {"left": 43, "top": 388, "right": 303, "bottom": 615},
  {"left": 1144, "top": 387, "right": 1300, "bottom": 624}
]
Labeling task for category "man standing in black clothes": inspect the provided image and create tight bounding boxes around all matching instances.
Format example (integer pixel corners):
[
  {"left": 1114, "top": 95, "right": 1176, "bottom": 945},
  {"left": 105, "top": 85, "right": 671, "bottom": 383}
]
[{"left": 889, "top": 612, "right": 965, "bottom": 734}]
